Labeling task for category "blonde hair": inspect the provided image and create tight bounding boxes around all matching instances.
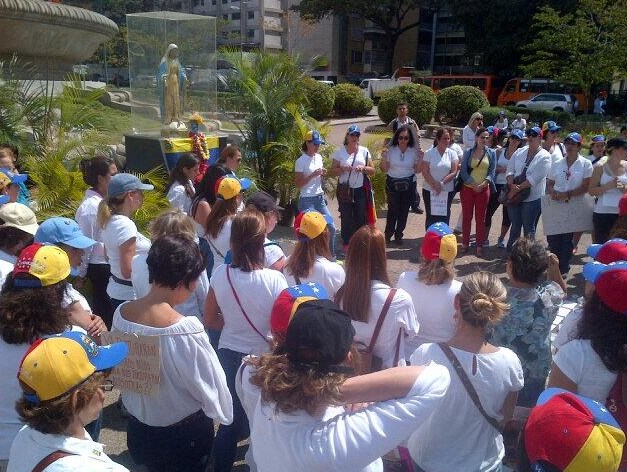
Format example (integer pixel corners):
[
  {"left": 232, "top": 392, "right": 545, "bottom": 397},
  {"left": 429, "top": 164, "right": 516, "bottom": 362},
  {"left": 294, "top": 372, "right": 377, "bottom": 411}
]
[
  {"left": 148, "top": 209, "right": 195, "bottom": 241},
  {"left": 467, "top": 111, "right": 483, "bottom": 127},
  {"left": 458, "top": 272, "right": 508, "bottom": 328},
  {"left": 96, "top": 194, "right": 126, "bottom": 229},
  {"left": 418, "top": 258, "right": 455, "bottom": 285}
]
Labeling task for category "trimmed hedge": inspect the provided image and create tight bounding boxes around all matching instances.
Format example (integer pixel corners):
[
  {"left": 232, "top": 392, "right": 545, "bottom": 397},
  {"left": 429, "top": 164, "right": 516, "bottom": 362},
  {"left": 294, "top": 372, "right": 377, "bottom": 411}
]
[
  {"left": 479, "top": 106, "right": 574, "bottom": 128},
  {"left": 303, "top": 78, "right": 335, "bottom": 121},
  {"left": 377, "top": 84, "right": 437, "bottom": 127},
  {"left": 436, "top": 86, "right": 490, "bottom": 126},
  {"left": 333, "top": 83, "right": 374, "bottom": 117}
]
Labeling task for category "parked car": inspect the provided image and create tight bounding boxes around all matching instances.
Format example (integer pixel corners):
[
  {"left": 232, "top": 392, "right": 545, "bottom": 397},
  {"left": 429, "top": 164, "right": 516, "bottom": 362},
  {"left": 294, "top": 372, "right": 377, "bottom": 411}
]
[
  {"left": 516, "top": 93, "right": 578, "bottom": 113},
  {"left": 360, "top": 67, "right": 414, "bottom": 100}
]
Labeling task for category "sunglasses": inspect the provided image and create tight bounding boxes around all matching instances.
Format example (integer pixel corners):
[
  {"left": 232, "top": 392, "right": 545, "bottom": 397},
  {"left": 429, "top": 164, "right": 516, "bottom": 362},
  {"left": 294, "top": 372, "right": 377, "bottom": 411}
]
[
  {"left": 398, "top": 135, "right": 410, "bottom": 141},
  {"left": 475, "top": 118, "right": 483, "bottom": 121},
  {"left": 348, "top": 132, "right": 361, "bottom": 137},
  {"left": 100, "top": 379, "right": 114, "bottom": 392},
  {"left": 527, "top": 132, "right": 541, "bottom": 138}
]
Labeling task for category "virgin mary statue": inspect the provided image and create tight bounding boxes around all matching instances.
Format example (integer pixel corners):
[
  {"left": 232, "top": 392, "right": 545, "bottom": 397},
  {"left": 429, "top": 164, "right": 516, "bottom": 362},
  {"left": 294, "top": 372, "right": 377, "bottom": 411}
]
[{"left": 157, "top": 44, "right": 187, "bottom": 125}]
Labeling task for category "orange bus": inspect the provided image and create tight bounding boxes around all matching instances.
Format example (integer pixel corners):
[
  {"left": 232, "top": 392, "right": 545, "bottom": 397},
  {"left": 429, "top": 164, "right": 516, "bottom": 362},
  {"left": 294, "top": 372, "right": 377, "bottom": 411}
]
[
  {"left": 497, "top": 78, "right": 589, "bottom": 110},
  {"left": 413, "top": 74, "right": 504, "bottom": 105}
]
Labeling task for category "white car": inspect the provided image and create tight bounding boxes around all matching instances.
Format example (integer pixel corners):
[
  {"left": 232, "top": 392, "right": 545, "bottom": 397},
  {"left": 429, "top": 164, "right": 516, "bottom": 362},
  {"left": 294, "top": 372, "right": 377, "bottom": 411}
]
[{"left": 516, "top": 93, "right": 578, "bottom": 113}]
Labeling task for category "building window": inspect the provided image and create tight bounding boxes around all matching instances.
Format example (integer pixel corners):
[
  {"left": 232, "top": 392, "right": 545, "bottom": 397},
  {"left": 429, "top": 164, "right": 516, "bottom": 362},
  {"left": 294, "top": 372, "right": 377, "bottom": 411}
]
[
  {"left": 232, "top": 12, "right": 240, "bottom": 19},
  {"left": 247, "top": 10, "right": 254, "bottom": 19},
  {"left": 351, "top": 50, "right": 363, "bottom": 64},
  {"left": 222, "top": 14, "right": 228, "bottom": 19},
  {"left": 247, "top": 29, "right": 255, "bottom": 38},
  {"left": 222, "top": 0, "right": 228, "bottom": 3},
  {"left": 211, "top": 0, "right": 216, "bottom": 4}
]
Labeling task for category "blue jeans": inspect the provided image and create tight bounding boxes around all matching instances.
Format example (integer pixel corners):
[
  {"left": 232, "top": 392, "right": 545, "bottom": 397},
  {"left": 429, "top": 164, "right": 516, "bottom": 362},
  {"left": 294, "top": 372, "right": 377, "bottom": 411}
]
[
  {"left": 506, "top": 198, "right": 542, "bottom": 250},
  {"left": 299, "top": 194, "right": 337, "bottom": 255},
  {"left": 213, "top": 348, "right": 249, "bottom": 472}
]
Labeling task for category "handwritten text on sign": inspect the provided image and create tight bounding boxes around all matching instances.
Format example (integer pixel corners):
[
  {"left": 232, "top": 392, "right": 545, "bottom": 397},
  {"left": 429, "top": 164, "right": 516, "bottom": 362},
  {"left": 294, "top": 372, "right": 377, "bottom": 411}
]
[
  {"left": 541, "top": 194, "right": 594, "bottom": 236},
  {"left": 100, "top": 332, "right": 161, "bottom": 396}
]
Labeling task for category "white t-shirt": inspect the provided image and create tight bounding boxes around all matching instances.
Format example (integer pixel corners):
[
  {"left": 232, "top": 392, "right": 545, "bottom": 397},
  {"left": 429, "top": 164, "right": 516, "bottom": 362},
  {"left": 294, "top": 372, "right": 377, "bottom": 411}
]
[
  {"left": 511, "top": 118, "right": 526, "bottom": 131},
  {"left": 332, "top": 146, "right": 371, "bottom": 188},
  {"left": 462, "top": 125, "right": 476, "bottom": 150},
  {"left": 347, "top": 282, "right": 420, "bottom": 368},
  {"left": 62, "top": 283, "right": 92, "bottom": 313},
  {"left": 101, "top": 215, "right": 150, "bottom": 301},
  {"left": 553, "top": 339, "right": 618, "bottom": 402},
  {"left": 239, "top": 361, "right": 450, "bottom": 472},
  {"left": 112, "top": 308, "right": 233, "bottom": 427},
  {"left": 8, "top": 426, "right": 129, "bottom": 472},
  {"left": 495, "top": 118, "right": 508, "bottom": 130},
  {"left": 397, "top": 272, "right": 462, "bottom": 355},
  {"left": 408, "top": 344, "right": 524, "bottom": 472},
  {"left": 263, "top": 238, "right": 285, "bottom": 269},
  {"left": 210, "top": 264, "right": 287, "bottom": 355},
  {"left": 553, "top": 306, "right": 582, "bottom": 351},
  {"left": 75, "top": 188, "right": 107, "bottom": 277},
  {"left": 423, "top": 147, "right": 459, "bottom": 193},
  {"left": 386, "top": 146, "right": 419, "bottom": 179},
  {"left": 207, "top": 218, "right": 233, "bottom": 263},
  {"left": 0, "top": 250, "right": 16, "bottom": 290},
  {"left": 506, "top": 145, "right": 552, "bottom": 202},
  {"left": 284, "top": 256, "right": 345, "bottom": 299},
  {"left": 449, "top": 142, "right": 464, "bottom": 160},
  {"left": 295, "top": 153, "right": 324, "bottom": 197},
  {"left": 131, "top": 251, "right": 210, "bottom": 318},
  {"left": 495, "top": 148, "right": 513, "bottom": 185},
  {"left": 594, "top": 165, "right": 627, "bottom": 214},
  {"left": 548, "top": 155, "right": 593, "bottom": 192},
  {"left": 547, "top": 142, "right": 566, "bottom": 165},
  {"left": 166, "top": 181, "right": 193, "bottom": 215},
  {"left": 0, "top": 340, "right": 28, "bottom": 460}
]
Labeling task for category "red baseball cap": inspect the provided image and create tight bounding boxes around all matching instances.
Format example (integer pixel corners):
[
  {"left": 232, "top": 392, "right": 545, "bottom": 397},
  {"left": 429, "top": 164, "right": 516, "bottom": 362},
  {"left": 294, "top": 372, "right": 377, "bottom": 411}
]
[
  {"left": 421, "top": 222, "right": 457, "bottom": 263},
  {"left": 583, "top": 261, "right": 627, "bottom": 314},
  {"left": 587, "top": 238, "right": 627, "bottom": 264}
]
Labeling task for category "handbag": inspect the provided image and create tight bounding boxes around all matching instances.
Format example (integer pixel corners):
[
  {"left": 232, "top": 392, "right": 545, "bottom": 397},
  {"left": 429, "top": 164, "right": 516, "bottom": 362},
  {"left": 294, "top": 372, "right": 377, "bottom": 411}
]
[
  {"left": 389, "top": 177, "right": 412, "bottom": 193},
  {"left": 353, "top": 289, "right": 400, "bottom": 375},
  {"left": 336, "top": 151, "right": 357, "bottom": 204},
  {"left": 499, "top": 151, "right": 534, "bottom": 206},
  {"left": 438, "top": 343, "right": 502, "bottom": 431}
]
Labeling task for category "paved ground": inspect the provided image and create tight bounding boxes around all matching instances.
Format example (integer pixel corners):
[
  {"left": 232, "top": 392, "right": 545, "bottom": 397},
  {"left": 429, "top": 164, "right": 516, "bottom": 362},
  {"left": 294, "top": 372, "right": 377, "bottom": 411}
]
[{"left": 100, "top": 112, "right": 590, "bottom": 471}]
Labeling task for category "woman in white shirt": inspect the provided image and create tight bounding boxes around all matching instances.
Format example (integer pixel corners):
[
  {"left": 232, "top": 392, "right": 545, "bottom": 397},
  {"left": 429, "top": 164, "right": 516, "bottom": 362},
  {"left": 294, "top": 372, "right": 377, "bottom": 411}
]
[
  {"left": 494, "top": 110, "right": 508, "bottom": 130},
  {"left": 204, "top": 210, "right": 287, "bottom": 472},
  {"left": 283, "top": 211, "right": 345, "bottom": 299},
  {"left": 421, "top": 127, "right": 460, "bottom": 230},
  {"left": 166, "top": 153, "right": 200, "bottom": 215},
  {"left": 205, "top": 177, "right": 242, "bottom": 271},
  {"left": 112, "top": 235, "right": 232, "bottom": 472},
  {"left": 398, "top": 222, "right": 461, "bottom": 357},
  {"left": 330, "top": 124, "right": 375, "bottom": 254},
  {"left": 335, "top": 225, "right": 418, "bottom": 368},
  {"left": 295, "top": 130, "right": 336, "bottom": 256},
  {"left": 504, "top": 126, "right": 552, "bottom": 250},
  {"left": 588, "top": 137, "right": 627, "bottom": 244},
  {"left": 380, "top": 125, "right": 421, "bottom": 245},
  {"left": 408, "top": 272, "right": 524, "bottom": 472},
  {"left": 76, "top": 155, "right": 118, "bottom": 327},
  {"left": 97, "top": 173, "right": 153, "bottom": 310},
  {"left": 462, "top": 111, "right": 484, "bottom": 150},
  {"left": 546, "top": 132, "right": 593, "bottom": 274},
  {"left": 0, "top": 203, "right": 38, "bottom": 288}
]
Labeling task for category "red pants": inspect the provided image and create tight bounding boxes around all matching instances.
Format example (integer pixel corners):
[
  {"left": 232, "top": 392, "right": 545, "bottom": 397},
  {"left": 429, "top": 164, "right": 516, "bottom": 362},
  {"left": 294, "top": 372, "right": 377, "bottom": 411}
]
[{"left": 461, "top": 185, "right": 490, "bottom": 246}]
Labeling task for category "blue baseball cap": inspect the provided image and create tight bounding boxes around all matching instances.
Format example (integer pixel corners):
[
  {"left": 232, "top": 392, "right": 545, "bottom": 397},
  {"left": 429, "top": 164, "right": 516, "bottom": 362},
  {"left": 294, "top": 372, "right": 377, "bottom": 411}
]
[
  {"left": 347, "top": 124, "right": 361, "bottom": 135},
  {"left": 35, "top": 217, "right": 96, "bottom": 249},
  {"left": 542, "top": 121, "right": 561, "bottom": 133},
  {"left": 526, "top": 126, "right": 542, "bottom": 137},
  {"left": 305, "top": 130, "right": 325, "bottom": 145},
  {"left": 108, "top": 173, "right": 154, "bottom": 198},
  {"left": 510, "top": 129, "right": 524, "bottom": 140},
  {"left": 565, "top": 132, "right": 582, "bottom": 144},
  {"left": 0, "top": 195, "right": 9, "bottom": 205},
  {"left": 0, "top": 168, "right": 27, "bottom": 189},
  {"left": 591, "top": 134, "right": 606, "bottom": 143},
  {"left": 486, "top": 126, "right": 499, "bottom": 136}
]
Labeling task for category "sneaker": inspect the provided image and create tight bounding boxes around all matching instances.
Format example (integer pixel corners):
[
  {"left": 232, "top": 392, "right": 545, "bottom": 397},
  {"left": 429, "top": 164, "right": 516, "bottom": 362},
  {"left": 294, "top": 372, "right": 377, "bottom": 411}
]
[
  {"left": 497, "top": 238, "right": 505, "bottom": 249},
  {"left": 411, "top": 206, "right": 424, "bottom": 214},
  {"left": 482, "top": 240, "right": 490, "bottom": 248}
]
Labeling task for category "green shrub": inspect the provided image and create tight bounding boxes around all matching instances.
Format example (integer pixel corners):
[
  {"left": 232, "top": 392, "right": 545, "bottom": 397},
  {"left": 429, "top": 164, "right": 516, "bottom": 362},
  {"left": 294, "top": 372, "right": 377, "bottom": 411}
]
[
  {"left": 377, "top": 84, "right": 437, "bottom": 127},
  {"left": 436, "top": 86, "right": 490, "bottom": 126},
  {"left": 333, "top": 83, "right": 373, "bottom": 117},
  {"left": 302, "top": 78, "right": 335, "bottom": 120}
]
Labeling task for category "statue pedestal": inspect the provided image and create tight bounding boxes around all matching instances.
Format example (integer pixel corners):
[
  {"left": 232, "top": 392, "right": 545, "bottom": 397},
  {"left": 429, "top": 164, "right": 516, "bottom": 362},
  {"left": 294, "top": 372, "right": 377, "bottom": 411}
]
[{"left": 124, "top": 133, "right": 227, "bottom": 173}]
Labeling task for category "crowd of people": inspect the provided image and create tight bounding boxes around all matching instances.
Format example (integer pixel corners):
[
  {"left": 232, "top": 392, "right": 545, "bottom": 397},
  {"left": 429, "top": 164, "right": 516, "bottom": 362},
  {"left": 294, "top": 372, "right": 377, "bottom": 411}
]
[{"left": 0, "top": 106, "right": 625, "bottom": 472}]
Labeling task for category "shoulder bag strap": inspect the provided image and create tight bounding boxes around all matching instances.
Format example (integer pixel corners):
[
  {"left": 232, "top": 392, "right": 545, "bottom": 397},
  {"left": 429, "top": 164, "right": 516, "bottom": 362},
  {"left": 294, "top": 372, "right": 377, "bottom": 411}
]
[
  {"left": 226, "top": 266, "right": 267, "bottom": 342},
  {"left": 367, "top": 288, "right": 397, "bottom": 353},
  {"left": 32, "top": 451, "right": 74, "bottom": 472},
  {"left": 207, "top": 237, "right": 225, "bottom": 259},
  {"left": 438, "top": 343, "right": 501, "bottom": 431},
  {"left": 392, "top": 328, "right": 402, "bottom": 366}
]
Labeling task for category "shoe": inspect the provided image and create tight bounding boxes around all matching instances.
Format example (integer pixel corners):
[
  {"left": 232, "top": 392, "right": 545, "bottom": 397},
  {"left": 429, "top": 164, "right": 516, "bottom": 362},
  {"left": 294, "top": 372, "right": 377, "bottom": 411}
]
[
  {"left": 412, "top": 207, "right": 424, "bottom": 214},
  {"left": 395, "top": 237, "right": 404, "bottom": 246},
  {"left": 482, "top": 240, "right": 489, "bottom": 248},
  {"left": 497, "top": 237, "right": 505, "bottom": 249}
]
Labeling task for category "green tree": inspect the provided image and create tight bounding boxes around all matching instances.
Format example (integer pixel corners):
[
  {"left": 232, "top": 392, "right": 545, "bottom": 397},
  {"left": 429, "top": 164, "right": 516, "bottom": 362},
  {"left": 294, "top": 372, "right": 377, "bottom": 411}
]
[
  {"left": 521, "top": 0, "right": 627, "bottom": 110},
  {"left": 292, "top": 0, "right": 431, "bottom": 74}
]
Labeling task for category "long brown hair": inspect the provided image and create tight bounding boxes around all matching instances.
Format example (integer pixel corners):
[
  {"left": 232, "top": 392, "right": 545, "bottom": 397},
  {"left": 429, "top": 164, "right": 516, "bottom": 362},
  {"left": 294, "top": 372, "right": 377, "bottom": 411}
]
[
  {"left": 166, "top": 153, "right": 198, "bottom": 198},
  {"left": 335, "top": 226, "right": 390, "bottom": 322},
  {"left": 205, "top": 197, "right": 239, "bottom": 238},
  {"left": 230, "top": 209, "right": 266, "bottom": 272},
  {"left": 284, "top": 230, "right": 331, "bottom": 279}
]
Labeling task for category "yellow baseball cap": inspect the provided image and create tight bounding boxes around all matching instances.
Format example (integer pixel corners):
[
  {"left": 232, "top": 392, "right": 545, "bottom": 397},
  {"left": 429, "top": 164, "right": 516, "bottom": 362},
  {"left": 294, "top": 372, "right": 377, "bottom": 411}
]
[
  {"left": 12, "top": 243, "right": 71, "bottom": 287},
  {"left": 294, "top": 211, "right": 333, "bottom": 240},
  {"left": 215, "top": 176, "right": 245, "bottom": 200}
]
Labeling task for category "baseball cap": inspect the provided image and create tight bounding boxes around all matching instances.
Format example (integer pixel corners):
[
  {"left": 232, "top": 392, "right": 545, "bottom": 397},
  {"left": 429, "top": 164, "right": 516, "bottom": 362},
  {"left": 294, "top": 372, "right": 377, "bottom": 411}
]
[
  {"left": 347, "top": 124, "right": 361, "bottom": 136},
  {"left": 486, "top": 126, "right": 499, "bottom": 137},
  {"left": 0, "top": 202, "right": 38, "bottom": 235},
  {"left": 305, "top": 130, "right": 325, "bottom": 145},
  {"left": 270, "top": 283, "right": 329, "bottom": 339},
  {"left": 35, "top": 217, "right": 96, "bottom": 249},
  {"left": 294, "top": 211, "right": 333, "bottom": 240},
  {"left": 0, "top": 168, "right": 27, "bottom": 190},
  {"left": 215, "top": 176, "right": 250, "bottom": 201},
  {"left": 284, "top": 298, "right": 355, "bottom": 373},
  {"left": 526, "top": 126, "right": 542, "bottom": 138},
  {"left": 542, "top": 121, "right": 561, "bottom": 133},
  {"left": 421, "top": 222, "right": 457, "bottom": 263},
  {"left": 591, "top": 134, "right": 606, "bottom": 143},
  {"left": 498, "top": 110, "right": 506, "bottom": 116},
  {"left": 509, "top": 129, "right": 524, "bottom": 140},
  {"left": 246, "top": 191, "right": 283, "bottom": 213},
  {"left": 587, "top": 239, "right": 627, "bottom": 264},
  {"left": 583, "top": 261, "right": 627, "bottom": 314},
  {"left": 107, "top": 173, "right": 154, "bottom": 198},
  {"left": 524, "top": 388, "right": 625, "bottom": 472},
  {"left": 12, "top": 243, "right": 71, "bottom": 288},
  {"left": 619, "top": 193, "right": 627, "bottom": 217},
  {"left": 564, "top": 132, "right": 582, "bottom": 144},
  {"left": 0, "top": 195, "right": 9, "bottom": 205},
  {"left": 18, "top": 331, "right": 128, "bottom": 404},
  {"left": 607, "top": 137, "right": 627, "bottom": 150}
]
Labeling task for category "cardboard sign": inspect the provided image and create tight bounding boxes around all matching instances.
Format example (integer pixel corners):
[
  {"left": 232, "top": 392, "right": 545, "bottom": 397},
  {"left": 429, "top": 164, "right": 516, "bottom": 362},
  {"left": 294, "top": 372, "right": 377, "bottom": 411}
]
[
  {"left": 541, "top": 194, "right": 594, "bottom": 236},
  {"left": 430, "top": 191, "right": 448, "bottom": 216},
  {"left": 100, "top": 332, "right": 161, "bottom": 396}
]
